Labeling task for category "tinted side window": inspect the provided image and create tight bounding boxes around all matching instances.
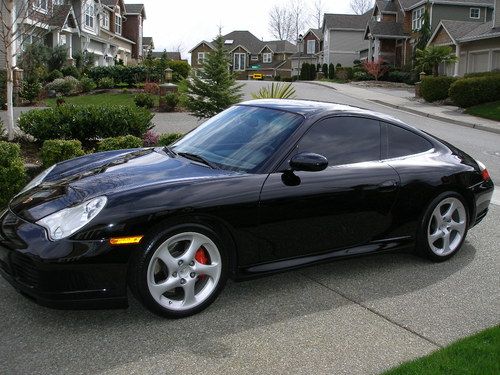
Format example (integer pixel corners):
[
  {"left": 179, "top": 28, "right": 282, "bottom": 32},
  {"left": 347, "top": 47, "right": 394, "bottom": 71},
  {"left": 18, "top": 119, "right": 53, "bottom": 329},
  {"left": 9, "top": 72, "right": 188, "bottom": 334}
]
[
  {"left": 297, "top": 117, "right": 381, "bottom": 166},
  {"left": 387, "top": 125, "right": 433, "bottom": 158}
]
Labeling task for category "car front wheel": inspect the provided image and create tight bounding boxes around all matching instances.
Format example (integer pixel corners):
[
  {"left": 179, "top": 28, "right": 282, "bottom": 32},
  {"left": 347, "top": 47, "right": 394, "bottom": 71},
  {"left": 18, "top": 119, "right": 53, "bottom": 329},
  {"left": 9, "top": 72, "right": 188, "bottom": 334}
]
[{"left": 129, "top": 224, "right": 228, "bottom": 318}]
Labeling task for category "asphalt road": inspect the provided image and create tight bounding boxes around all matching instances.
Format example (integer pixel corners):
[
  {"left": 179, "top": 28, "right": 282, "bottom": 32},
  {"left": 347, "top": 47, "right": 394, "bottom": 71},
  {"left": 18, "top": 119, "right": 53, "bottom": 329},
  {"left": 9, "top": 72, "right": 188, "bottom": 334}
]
[{"left": 0, "top": 82, "right": 499, "bottom": 375}]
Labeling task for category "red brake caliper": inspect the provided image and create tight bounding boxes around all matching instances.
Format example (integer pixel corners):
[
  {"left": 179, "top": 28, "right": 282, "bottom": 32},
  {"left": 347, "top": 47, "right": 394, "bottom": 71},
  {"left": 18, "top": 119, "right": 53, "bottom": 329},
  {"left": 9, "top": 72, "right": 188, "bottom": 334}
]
[{"left": 195, "top": 247, "right": 210, "bottom": 281}]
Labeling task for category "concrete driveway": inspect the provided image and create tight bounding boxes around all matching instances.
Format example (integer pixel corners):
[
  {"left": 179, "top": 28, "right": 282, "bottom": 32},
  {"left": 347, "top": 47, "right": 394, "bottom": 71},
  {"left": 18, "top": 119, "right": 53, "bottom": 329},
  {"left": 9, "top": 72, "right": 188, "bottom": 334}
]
[{"left": 1, "top": 81, "right": 499, "bottom": 374}]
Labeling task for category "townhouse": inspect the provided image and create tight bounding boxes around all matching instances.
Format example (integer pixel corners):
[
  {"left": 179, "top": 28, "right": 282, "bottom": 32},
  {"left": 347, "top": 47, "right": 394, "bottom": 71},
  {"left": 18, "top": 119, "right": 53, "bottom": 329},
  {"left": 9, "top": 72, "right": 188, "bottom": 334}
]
[
  {"left": 189, "top": 30, "right": 296, "bottom": 79},
  {"left": 290, "top": 28, "right": 323, "bottom": 75},
  {"left": 0, "top": 0, "right": 153, "bottom": 68}
]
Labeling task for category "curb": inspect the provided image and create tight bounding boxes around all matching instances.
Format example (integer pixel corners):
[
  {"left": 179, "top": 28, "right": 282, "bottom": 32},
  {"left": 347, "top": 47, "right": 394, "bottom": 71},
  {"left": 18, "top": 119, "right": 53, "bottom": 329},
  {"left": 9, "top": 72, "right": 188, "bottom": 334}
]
[
  {"left": 371, "top": 100, "right": 500, "bottom": 135},
  {"left": 303, "top": 81, "right": 337, "bottom": 91}
]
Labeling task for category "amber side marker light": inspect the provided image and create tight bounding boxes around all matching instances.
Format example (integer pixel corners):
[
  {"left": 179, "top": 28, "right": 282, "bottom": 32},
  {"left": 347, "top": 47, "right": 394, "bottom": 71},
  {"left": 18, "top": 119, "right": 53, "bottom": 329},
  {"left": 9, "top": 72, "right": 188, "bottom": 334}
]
[{"left": 109, "top": 235, "right": 144, "bottom": 245}]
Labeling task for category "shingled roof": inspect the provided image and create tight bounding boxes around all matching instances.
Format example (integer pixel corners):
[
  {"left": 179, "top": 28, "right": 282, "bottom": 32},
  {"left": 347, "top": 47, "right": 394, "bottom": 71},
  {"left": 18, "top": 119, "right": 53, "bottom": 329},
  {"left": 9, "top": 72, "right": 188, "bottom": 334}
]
[
  {"left": 263, "top": 40, "right": 296, "bottom": 54},
  {"left": 375, "top": 0, "right": 399, "bottom": 13},
  {"left": 432, "top": 19, "right": 500, "bottom": 44},
  {"left": 366, "top": 20, "right": 408, "bottom": 37},
  {"left": 399, "top": 0, "right": 494, "bottom": 10},
  {"left": 221, "top": 30, "right": 263, "bottom": 54},
  {"left": 323, "top": 12, "right": 371, "bottom": 31},
  {"left": 125, "top": 3, "right": 145, "bottom": 16},
  {"left": 49, "top": 4, "right": 72, "bottom": 28}
]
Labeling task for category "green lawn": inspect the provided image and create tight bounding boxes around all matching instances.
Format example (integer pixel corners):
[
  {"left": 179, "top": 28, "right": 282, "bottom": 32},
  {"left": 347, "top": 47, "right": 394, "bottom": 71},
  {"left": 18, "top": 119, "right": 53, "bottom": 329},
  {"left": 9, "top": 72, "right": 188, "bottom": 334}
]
[
  {"left": 465, "top": 101, "right": 500, "bottom": 121},
  {"left": 44, "top": 92, "right": 156, "bottom": 107},
  {"left": 383, "top": 325, "right": 500, "bottom": 375}
]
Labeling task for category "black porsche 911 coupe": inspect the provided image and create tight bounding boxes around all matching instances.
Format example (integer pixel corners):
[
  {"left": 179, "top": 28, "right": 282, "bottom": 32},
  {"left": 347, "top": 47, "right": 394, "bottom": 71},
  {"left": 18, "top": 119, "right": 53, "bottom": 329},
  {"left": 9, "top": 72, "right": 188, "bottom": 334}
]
[{"left": 0, "top": 99, "right": 494, "bottom": 317}]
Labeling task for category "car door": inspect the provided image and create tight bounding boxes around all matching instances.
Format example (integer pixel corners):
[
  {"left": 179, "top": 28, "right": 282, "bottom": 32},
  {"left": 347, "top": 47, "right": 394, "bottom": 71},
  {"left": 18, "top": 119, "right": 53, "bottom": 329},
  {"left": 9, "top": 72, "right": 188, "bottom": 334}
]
[{"left": 255, "top": 116, "right": 401, "bottom": 263}]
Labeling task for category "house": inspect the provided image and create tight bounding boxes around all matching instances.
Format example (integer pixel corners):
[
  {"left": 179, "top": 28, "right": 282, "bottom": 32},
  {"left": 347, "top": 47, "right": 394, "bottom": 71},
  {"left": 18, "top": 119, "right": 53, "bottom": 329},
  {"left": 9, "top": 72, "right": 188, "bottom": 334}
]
[
  {"left": 189, "top": 30, "right": 296, "bottom": 79},
  {"left": 142, "top": 36, "right": 154, "bottom": 56},
  {"left": 150, "top": 51, "right": 183, "bottom": 61},
  {"left": 0, "top": 0, "right": 147, "bottom": 68},
  {"left": 290, "top": 28, "right": 323, "bottom": 76},
  {"left": 122, "top": 3, "right": 146, "bottom": 61},
  {"left": 427, "top": 0, "right": 500, "bottom": 75},
  {"left": 322, "top": 12, "right": 371, "bottom": 67},
  {"left": 364, "top": 0, "right": 495, "bottom": 67}
]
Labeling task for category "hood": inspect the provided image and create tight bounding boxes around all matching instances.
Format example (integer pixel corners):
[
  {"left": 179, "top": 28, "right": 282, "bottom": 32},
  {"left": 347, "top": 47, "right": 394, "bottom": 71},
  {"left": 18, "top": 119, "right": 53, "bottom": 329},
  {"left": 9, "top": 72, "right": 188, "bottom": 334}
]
[{"left": 10, "top": 148, "right": 234, "bottom": 222}]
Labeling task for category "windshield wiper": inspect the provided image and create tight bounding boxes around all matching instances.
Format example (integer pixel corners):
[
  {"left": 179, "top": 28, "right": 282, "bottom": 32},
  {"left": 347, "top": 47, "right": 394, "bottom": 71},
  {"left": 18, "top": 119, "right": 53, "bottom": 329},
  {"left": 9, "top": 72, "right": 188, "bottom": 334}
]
[
  {"left": 163, "top": 146, "right": 177, "bottom": 157},
  {"left": 177, "top": 152, "right": 219, "bottom": 169}
]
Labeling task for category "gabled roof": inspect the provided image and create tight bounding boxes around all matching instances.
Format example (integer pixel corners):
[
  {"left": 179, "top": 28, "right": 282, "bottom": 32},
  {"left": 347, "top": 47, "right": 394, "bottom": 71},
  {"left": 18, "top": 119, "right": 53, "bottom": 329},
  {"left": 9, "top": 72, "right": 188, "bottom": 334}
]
[
  {"left": 188, "top": 40, "right": 215, "bottom": 53},
  {"left": 306, "top": 28, "right": 323, "bottom": 40},
  {"left": 101, "top": 0, "right": 117, "bottom": 7},
  {"left": 49, "top": 4, "right": 72, "bottom": 28},
  {"left": 399, "top": 0, "right": 494, "bottom": 11},
  {"left": 263, "top": 40, "right": 296, "bottom": 54},
  {"left": 375, "top": 0, "right": 399, "bottom": 13},
  {"left": 221, "top": 30, "right": 263, "bottom": 54},
  {"left": 429, "top": 19, "right": 500, "bottom": 45},
  {"left": 125, "top": 3, "right": 146, "bottom": 17},
  {"left": 323, "top": 11, "right": 371, "bottom": 31},
  {"left": 150, "top": 51, "right": 182, "bottom": 60},
  {"left": 366, "top": 20, "right": 408, "bottom": 38},
  {"left": 142, "top": 37, "right": 153, "bottom": 47}
]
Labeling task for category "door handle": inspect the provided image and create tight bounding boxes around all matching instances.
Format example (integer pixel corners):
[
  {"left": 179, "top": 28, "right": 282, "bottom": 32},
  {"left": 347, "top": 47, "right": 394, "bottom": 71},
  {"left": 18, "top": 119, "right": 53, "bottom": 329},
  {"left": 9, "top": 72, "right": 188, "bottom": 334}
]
[{"left": 377, "top": 180, "right": 398, "bottom": 192}]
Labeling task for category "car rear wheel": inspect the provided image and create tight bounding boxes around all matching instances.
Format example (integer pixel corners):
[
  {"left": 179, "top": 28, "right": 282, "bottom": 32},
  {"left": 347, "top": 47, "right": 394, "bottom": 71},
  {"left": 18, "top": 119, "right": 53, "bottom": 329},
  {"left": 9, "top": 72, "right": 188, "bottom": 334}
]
[
  {"left": 129, "top": 223, "right": 228, "bottom": 318},
  {"left": 418, "top": 192, "right": 469, "bottom": 262}
]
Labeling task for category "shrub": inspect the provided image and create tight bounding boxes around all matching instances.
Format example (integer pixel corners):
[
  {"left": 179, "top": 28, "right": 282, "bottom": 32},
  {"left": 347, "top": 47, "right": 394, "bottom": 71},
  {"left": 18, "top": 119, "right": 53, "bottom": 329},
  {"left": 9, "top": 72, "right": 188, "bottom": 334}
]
[
  {"left": 161, "top": 92, "right": 180, "bottom": 112},
  {"left": 0, "top": 141, "right": 27, "bottom": 207},
  {"left": 20, "top": 78, "right": 42, "bottom": 103},
  {"left": 144, "top": 82, "right": 160, "bottom": 95},
  {"left": 387, "top": 71, "right": 417, "bottom": 85},
  {"left": 79, "top": 76, "right": 96, "bottom": 93},
  {"left": 143, "top": 129, "right": 160, "bottom": 146},
  {"left": 18, "top": 104, "right": 154, "bottom": 142},
  {"left": 328, "top": 63, "right": 335, "bottom": 79},
  {"left": 0, "top": 119, "right": 5, "bottom": 139},
  {"left": 45, "top": 69, "right": 63, "bottom": 83},
  {"left": 449, "top": 76, "right": 500, "bottom": 107},
  {"left": 420, "top": 76, "right": 457, "bottom": 102},
  {"left": 362, "top": 59, "right": 389, "bottom": 81},
  {"left": 335, "top": 67, "right": 352, "bottom": 81},
  {"left": 463, "top": 71, "right": 500, "bottom": 79},
  {"left": 61, "top": 65, "right": 81, "bottom": 79},
  {"left": 98, "top": 135, "right": 143, "bottom": 151},
  {"left": 168, "top": 60, "right": 191, "bottom": 82},
  {"left": 98, "top": 77, "right": 115, "bottom": 89},
  {"left": 134, "top": 93, "right": 155, "bottom": 108},
  {"left": 251, "top": 82, "right": 296, "bottom": 99},
  {"left": 41, "top": 139, "right": 85, "bottom": 167},
  {"left": 322, "top": 63, "right": 328, "bottom": 77},
  {"left": 158, "top": 133, "right": 183, "bottom": 146},
  {"left": 352, "top": 71, "right": 372, "bottom": 81},
  {"left": 46, "top": 76, "right": 80, "bottom": 96},
  {"left": 47, "top": 45, "right": 68, "bottom": 72}
]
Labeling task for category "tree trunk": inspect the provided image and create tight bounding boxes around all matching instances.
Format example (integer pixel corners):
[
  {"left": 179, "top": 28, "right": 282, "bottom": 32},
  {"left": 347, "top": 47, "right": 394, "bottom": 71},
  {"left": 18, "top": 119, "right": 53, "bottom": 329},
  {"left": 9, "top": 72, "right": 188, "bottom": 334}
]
[{"left": 5, "top": 0, "right": 16, "bottom": 140}]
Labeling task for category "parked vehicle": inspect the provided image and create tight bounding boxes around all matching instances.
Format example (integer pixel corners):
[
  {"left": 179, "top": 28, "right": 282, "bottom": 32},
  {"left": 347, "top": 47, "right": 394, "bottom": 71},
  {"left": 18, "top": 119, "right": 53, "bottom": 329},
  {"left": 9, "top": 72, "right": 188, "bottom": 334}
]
[{"left": 0, "top": 100, "right": 494, "bottom": 317}]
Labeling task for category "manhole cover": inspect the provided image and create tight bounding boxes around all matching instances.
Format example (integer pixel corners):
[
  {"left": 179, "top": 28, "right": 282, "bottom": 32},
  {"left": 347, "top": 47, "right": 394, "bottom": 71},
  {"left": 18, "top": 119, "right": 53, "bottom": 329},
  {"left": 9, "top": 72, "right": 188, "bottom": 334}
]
[{"left": 484, "top": 151, "right": 500, "bottom": 157}]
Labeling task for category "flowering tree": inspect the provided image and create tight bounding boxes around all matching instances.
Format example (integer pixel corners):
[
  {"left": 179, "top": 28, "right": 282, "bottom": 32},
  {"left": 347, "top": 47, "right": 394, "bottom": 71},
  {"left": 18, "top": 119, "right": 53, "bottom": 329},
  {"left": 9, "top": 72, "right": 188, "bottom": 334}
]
[{"left": 362, "top": 58, "right": 390, "bottom": 81}]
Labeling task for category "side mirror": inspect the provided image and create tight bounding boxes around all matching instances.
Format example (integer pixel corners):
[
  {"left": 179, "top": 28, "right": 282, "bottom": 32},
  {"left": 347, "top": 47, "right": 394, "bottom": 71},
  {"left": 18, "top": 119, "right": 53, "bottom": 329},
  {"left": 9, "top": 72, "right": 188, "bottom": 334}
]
[{"left": 289, "top": 152, "right": 328, "bottom": 172}]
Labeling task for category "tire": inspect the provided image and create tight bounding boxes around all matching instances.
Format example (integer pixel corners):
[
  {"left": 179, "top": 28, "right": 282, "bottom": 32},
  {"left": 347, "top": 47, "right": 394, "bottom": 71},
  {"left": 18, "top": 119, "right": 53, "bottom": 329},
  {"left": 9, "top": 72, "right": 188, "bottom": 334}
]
[
  {"left": 128, "top": 223, "right": 229, "bottom": 318},
  {"left": 417, "top": 192, "right": 469, "bottom": 262}
]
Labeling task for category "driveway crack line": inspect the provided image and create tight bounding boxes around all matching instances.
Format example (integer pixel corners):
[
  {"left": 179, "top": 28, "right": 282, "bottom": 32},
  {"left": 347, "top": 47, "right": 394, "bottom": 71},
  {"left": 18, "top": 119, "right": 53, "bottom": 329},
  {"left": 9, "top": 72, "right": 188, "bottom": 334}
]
[{"left": 300, "top": 272, "right": 443, "bottom": 349}]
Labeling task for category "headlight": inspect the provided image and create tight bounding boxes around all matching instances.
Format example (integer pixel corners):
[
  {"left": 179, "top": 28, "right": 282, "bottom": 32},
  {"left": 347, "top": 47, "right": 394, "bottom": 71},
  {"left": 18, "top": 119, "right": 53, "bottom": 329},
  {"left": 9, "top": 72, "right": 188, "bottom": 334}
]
[
  {"left": 37, "top": 196, "right": 107, "bottom": 241},
  {"left": 19, "top": 165, "right": 56, "bottom": 194}
]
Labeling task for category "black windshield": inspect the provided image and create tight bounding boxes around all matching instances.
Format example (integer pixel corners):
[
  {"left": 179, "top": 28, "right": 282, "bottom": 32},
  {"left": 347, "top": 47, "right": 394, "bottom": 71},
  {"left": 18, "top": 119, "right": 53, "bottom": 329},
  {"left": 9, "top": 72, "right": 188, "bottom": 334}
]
[{"left": 172, "top": 105, "right": 303, "bottom": 172}]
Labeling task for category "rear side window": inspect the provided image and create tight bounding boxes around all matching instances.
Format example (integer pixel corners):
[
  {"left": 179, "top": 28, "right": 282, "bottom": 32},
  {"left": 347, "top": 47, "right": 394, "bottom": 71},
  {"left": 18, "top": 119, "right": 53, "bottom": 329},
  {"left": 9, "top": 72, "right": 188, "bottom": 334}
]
[
  {"left": 387, "top": 124, "right": 433, "bottom": 158},
  {"left": 298, "top": 116, "right": 381, "bottom": 165}
]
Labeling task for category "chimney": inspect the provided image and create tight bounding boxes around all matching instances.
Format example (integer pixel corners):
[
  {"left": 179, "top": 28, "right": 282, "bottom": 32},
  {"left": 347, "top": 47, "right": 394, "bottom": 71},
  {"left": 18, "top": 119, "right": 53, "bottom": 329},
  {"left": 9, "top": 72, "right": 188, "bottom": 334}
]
[{"left": 495, "top": 0, "right": 500, "bottom": 29}]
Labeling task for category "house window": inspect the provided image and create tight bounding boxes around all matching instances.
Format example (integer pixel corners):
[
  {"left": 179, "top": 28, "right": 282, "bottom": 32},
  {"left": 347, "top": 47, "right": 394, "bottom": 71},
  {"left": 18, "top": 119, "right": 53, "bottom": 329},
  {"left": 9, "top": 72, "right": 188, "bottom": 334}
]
[
  {"left": 197, "top": 52, "right": 206, "bottom": 64},
  {"left": 233, "top": 53, "right": 246, "bottom": 71},
  {"left": 470, "top": 8, "right": 480, "bottom": 19},
  {"left": 59, "top": 34, "right": 66, "bottom": 45},
  {"left": 35, "top": 0, "right": 48, "bottom": 12},
  {"left": 263, "top": 52, "right": 272, "bottom": 63},
  {"left": 412, "top": 6, "right": 424, "bottom": 30},
  {"left": 251, "top": 55, "right": 258, "bottom": 61},
  {"left": 84, "top": 1, "right": 94, "bottom": 29},
  {"left": 115, "top": 14, "right": 122, "bottom": 35},
  {"left": 307, "top": 40, "right": 315, "bottom": 54},
  {"left": 101, "top": 12, "right": 110, "bottom": 29}
]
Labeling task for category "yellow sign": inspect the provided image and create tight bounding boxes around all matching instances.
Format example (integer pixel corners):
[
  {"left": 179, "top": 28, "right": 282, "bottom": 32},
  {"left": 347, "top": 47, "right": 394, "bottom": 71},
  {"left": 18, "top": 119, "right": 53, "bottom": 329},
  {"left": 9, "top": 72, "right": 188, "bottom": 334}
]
[{"left": 252, "top": 73, "right": 263, "bottom": 80}]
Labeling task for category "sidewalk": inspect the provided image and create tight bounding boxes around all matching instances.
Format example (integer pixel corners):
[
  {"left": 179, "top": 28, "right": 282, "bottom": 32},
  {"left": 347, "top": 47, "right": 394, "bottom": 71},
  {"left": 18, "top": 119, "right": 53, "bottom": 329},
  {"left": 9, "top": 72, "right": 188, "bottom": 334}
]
[{"left": 310, "top": 81, "right": 500, "bottom": 134}]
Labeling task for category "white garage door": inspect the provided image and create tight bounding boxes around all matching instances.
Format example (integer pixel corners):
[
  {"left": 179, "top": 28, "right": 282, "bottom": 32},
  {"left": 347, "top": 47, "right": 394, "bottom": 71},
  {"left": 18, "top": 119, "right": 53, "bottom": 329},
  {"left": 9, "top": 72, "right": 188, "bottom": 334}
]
[
  {"left": 493, "top": 51, "right": 500, "bottom": 70},
  {"left": 469, "top": 52, "right": 489, "bottom": 73}
]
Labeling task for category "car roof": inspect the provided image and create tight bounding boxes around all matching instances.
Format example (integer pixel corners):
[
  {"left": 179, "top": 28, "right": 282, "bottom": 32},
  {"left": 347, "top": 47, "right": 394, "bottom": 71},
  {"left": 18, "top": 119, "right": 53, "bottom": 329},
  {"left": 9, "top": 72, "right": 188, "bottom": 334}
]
[{"left": 238, "top": 99, "right": 406, "bottom": 125}]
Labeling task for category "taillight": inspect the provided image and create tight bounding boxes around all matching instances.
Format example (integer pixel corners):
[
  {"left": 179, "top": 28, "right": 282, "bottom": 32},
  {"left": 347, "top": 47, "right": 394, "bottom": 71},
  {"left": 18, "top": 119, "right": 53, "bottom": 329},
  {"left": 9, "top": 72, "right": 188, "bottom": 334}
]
[{"left": 476, "top": 160, "right": 491, "bottom": 181}]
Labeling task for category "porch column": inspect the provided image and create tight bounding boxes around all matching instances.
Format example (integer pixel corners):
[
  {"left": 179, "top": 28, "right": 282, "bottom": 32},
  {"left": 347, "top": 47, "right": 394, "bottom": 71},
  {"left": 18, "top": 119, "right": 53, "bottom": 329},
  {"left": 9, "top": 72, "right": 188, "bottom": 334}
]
[
  {"left": 454, "top": 44, "right": 460, "bottom": 76},
  {"left": 368, "top": 37, "right": 374, "bottom": 61},
  {"left": 374, "top": 38, "right": 381, "bottom": 61},
  {"left": 52, "top": 30, "right": 60, "bottom": 48}
]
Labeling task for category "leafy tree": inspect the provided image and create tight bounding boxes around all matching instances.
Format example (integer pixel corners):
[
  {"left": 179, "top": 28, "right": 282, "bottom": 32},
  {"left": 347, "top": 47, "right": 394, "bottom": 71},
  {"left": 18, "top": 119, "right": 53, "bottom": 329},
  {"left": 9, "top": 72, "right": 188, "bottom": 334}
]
[
  {"left": 415, "top": 1, "right": 431, "bottom": 52},
  {"left": 186, "top": 34, "right": 243, "bottom": 118},
  {"left": 362, "top": 58, "right": 390, "bottom": 81},
  {"left": 415, "top": 45, "right": 457, "bottom": 76},
  {"left": 19, "top": 43, "right": 49, "bottom": 80}
]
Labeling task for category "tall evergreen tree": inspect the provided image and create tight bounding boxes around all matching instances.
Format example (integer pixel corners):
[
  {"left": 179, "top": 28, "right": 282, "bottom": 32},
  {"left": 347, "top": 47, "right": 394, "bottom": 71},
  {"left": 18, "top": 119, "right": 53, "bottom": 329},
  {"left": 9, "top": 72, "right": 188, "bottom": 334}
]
[
  {"left": 187, "top": 35, "right": 243, "bottom": 118},
  {"left": 415, "top": 2, "right": 431, "bottom": 53}
]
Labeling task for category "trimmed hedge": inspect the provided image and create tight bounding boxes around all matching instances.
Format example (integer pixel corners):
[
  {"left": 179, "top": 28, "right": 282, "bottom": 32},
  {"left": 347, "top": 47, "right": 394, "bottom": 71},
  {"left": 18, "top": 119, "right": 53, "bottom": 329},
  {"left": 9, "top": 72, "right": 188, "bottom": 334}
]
[
  {"left": 420, "top": 76, "right": 457, "bottom": 102},
  {"left": 0, "top": 141, "right": 27, "bottom": 207},
  {"left": 98, "top": 135, "right": 143, "bottom": 151},
  {"left": 18, "top": 104, "right": 154, "bottom": 142},
  {"left": 449, "top": 76, "right": 500, "bottom": 107},
  {"left": 463, "top": 71, "right": 500, "bottom": 79},
  {"left": 158, "top": 133, "right": 183, "bottom": 146},
  {"left": 41, "top": 139, "right": 85, "bottom": 167},
  {"left": 134, "top": 93, "right": 155, "bottom": 108}
]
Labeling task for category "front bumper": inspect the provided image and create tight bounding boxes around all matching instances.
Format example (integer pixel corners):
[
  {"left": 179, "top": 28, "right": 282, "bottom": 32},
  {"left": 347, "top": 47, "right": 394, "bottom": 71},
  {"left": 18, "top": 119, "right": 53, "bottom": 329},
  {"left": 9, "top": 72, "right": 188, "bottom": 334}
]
[{"left": 0, "top": 209, "right": 130, "bottom": 309}]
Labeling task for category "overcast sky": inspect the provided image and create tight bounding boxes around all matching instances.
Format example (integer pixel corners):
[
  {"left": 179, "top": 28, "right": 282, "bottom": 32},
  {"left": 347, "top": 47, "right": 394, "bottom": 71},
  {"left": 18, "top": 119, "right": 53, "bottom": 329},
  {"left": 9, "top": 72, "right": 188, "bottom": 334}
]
[{"left": 141, "top": 0, "right": 358, "bottom": 59}]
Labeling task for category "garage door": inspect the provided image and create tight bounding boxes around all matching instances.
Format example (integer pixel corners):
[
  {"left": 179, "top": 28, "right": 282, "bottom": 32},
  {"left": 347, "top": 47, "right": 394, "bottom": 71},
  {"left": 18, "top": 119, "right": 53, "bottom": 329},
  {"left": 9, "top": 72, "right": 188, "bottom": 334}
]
[
  {"left": 493, "top": 51, "right": 500, "bottom": 70},
  {"left": 469, "top": 52, "right": 489, "bottom": 73}
]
